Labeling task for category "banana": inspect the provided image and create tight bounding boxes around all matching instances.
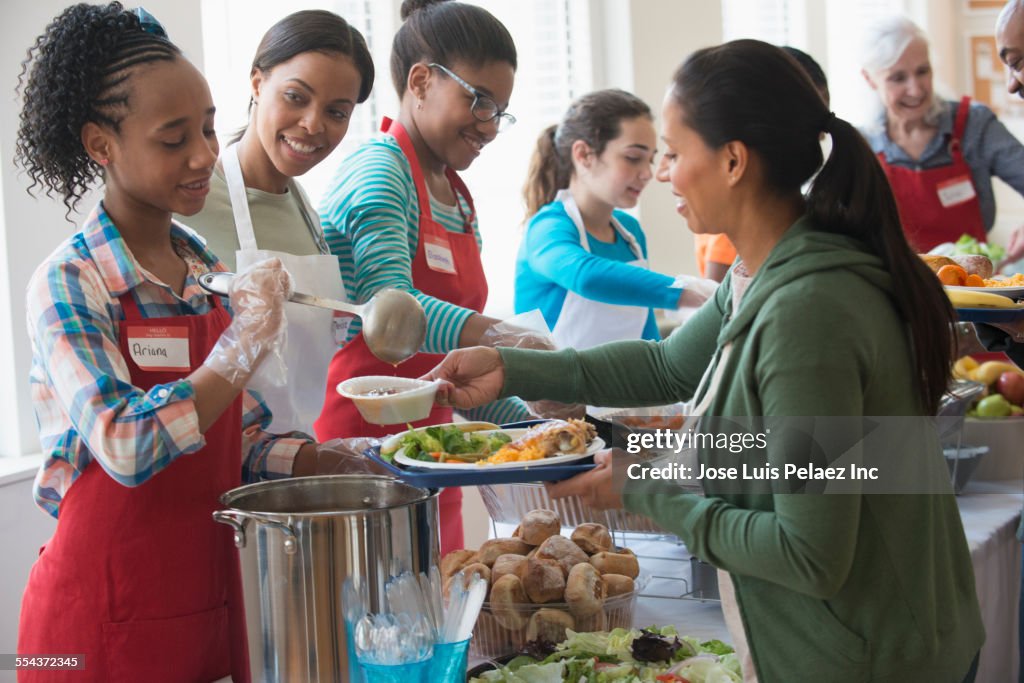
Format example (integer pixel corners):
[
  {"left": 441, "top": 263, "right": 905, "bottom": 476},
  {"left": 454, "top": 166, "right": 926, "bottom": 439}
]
[
  {"left": 973, "top": 361, "right": 1024, "bottom": 386},
  {"left": 945, "top": 288, "right": 1022, "bottom": 309},
  {"left": 953, "top": 356, "right": 979, "bottom": 380}
]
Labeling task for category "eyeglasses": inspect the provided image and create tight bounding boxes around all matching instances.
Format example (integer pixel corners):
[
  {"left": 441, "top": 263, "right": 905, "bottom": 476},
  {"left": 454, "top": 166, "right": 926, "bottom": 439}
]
[{"left": 428, "top": 63, "right": 516, "bottom": 132}]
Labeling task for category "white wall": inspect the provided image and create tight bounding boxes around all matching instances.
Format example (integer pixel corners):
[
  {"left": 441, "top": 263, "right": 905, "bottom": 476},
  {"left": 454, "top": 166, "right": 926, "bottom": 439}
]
[
  {"left": 0, "top": 2, "right": 202, "bottom": 676},
  {"left": 0, "top": 469, "right": 56, "bottom": 683},
  {"left": 617, "top": 0, "right": 724, "bottom": 280}
]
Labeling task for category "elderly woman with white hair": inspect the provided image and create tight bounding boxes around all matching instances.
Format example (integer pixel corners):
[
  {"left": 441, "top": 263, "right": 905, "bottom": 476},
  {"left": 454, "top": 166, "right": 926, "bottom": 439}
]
[{"left": 861, "top": 15, "right": 1024, "bottom": 258}]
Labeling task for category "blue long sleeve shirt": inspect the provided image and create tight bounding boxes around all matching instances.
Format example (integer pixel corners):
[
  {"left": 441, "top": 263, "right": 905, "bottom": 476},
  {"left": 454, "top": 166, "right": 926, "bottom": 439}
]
[{"left": 514, "top": 200, "right": 681, "bottom": 340}]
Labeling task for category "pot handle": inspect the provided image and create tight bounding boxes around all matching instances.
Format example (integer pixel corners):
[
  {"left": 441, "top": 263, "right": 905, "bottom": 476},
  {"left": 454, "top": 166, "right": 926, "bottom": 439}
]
[{"left": 212, "top": 510, "right": 299, "bottom": 555}]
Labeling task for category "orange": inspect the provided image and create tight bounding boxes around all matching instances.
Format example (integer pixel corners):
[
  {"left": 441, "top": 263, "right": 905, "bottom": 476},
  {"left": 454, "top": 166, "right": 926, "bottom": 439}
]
[
  {"left": 937, "top": 264, "right": 968, "bottom": 286},
  {"left": 964, "top": 274, "right": 985, "bottom": 287}
]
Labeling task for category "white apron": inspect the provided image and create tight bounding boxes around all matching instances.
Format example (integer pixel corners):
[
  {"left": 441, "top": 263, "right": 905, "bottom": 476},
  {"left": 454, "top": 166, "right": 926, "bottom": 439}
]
[
  {"left": 223, "top": 142, "right": 346, "bottom": 434},
  {"left": 673, "top": 264, "right": 758, "bottom": 683},
  {"left": 550, "top": 189, "right": 650, "bottom": 350}
]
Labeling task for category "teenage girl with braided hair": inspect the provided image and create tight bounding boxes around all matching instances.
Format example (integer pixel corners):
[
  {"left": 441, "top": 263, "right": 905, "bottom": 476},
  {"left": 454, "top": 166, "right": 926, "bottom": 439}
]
[{"left": 13, "top": 4, "right": 332, "bottom": 680}]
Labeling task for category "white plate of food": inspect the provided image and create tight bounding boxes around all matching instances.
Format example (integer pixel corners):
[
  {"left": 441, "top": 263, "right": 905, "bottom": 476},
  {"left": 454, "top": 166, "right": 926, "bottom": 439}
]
[{"left": 384, "top": 419, "right": 604, "bottom": 470}]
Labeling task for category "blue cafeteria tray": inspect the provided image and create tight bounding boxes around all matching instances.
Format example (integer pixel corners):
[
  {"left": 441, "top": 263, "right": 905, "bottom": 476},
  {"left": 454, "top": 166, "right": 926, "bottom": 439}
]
[{"left": 955, "top": 307, "right": 1024, "bottom": 324}]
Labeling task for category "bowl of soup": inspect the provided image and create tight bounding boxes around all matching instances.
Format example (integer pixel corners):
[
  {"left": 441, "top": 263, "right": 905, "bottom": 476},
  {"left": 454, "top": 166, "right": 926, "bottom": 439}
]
[{"left": 337, "top": 376, "right": 441, "bottom": 425}]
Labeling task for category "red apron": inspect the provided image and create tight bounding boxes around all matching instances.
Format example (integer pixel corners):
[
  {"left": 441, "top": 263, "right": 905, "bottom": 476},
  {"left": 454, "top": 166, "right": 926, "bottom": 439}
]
[
  {"left": 878, "top": 96, "right": 986, "bottom": 252},
  {"left": 315, "top": 117, "right": 488, "bottom": 555},
  {"left": 18, "top": 293, "right": 249, "bottom": 683}
]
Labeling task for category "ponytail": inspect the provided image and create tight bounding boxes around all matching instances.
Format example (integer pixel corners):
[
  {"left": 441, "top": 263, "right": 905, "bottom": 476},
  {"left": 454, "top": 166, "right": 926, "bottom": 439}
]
[
  {"left": 522, "top": 125, "right": 568, "bottom": 218},
  {"left": 808, "top": 117, "right": 954, "bottom": 413},
  {"left": 672, "top": 40, "right": 953, "bottom": 414}
]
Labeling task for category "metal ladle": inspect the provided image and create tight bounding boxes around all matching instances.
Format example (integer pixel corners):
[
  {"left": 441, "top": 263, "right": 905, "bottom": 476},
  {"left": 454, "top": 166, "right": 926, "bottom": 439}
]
[{"left": 199, "top": 272, "right": 427, "bottom": 365}]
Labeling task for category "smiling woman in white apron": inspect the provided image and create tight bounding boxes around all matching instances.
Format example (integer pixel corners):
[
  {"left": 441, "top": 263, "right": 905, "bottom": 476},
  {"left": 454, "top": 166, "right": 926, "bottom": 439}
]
[
  {"left": 181, "top": 10, "right": 374, "bottom": 433},
  {"left": 517, "top": 90, "right": 710, "bottom": 351}
]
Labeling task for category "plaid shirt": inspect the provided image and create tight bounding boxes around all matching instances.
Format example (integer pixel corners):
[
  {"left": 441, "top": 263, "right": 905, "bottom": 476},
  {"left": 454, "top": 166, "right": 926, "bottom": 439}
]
[{"left": 26, "top": 203, "right": 310, "bottom": 518}]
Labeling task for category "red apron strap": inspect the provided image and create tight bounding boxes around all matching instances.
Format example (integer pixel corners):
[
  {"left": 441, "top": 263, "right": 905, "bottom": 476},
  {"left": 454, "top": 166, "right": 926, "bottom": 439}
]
[
  {"left": 381, "top": 117, "right": 475, "bottom": 236},
  {"left": 381, "top": 117, "right": 436, "bottom": 232},
  {"left": 949, "top": 96, "right": 971, "bottom": 161}
]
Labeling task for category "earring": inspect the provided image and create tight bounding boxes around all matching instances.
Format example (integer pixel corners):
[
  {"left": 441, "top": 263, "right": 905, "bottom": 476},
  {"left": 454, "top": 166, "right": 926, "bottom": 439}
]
[
  {"left": 98, "top": 159, "right": 109, "bottom": 167},
  {"left": 416, "top": 100, "right": 423, "bottom": 111}
]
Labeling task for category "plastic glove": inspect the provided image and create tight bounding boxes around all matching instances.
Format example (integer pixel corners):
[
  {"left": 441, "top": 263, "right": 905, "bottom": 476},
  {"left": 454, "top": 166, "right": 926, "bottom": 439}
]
[
  {"left": 203, "top": 257, "right": 292, "bottom": 388},
  {"left": 309, "top": 438, "right": 394, "bottom": 476},
  {"left": 478, "top": 321, "right": 556, "bottom": 351},
  {"left": 672, "top": 274, "right": 719, "bottom": 310}
]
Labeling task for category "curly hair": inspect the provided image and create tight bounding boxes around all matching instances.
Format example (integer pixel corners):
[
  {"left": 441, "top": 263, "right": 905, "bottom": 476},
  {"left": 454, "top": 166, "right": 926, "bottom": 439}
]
[{"left": 16, "top": 2, "right": 181, "bottom": 215}]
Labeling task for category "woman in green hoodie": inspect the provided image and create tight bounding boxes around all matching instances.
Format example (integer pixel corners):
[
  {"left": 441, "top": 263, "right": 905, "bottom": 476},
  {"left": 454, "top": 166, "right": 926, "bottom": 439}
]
[{"left": 425, "top": 40, "right": 983, "bottom": 683}]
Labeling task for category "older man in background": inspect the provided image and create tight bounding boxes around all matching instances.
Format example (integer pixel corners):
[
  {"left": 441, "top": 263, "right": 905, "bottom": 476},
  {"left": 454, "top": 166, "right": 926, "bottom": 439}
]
[{"left": 994, "top": 8, "right": 1024, "bottom": 681}]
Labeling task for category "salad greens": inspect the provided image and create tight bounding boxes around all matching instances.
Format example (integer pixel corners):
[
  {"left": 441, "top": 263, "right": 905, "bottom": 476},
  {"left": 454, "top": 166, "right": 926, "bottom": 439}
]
[
  {"left": 381, "top": 424, "right": 511, "bottom": 463},
  {"left": 471, "top": 627, "right": 740, "bottom": 683},
  {"left": 952, "top": 234, "right": 1006, "bottom": 263}
]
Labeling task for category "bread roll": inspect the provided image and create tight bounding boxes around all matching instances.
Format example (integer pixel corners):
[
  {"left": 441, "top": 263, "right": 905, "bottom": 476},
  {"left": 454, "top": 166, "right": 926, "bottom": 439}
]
[
  {"left": 565, "top": 562, "right": 606, "bottom": 617},
  {"left": 590, "top": 550, "right": 640, "bottom": 579},
  {"left": 571, "top": 523, "right": 612, "bottom": 555},
  {"left": 521, "top": 557, "right": 566, "bottom": 603},
  {"left": 490, "top": 574, "right": 529, "bottom": 630},
  {"left": 514, "top": 509, "right": 561, "bottom": 546},
  {"left": 525, "top": 608, "right": 575, "bottom": 643},
  {"left": 535, "top": 535, "right": 589, "bottom": 577},
  {"left": 919, "top": 254, "right": 957, "bottom": 273},
  {"left": 602, "top": 573, "right": 636, "bottom": 597},
  {"left": 441, "top": 549, "right": 476, "bottom": 581},
  {"left": 491, "top": 553, "right": 529, "bottom": 586},
  {"left": 951, "top": 254, "right": 993, "bottom": 278},
  {"left": 474, "top": 538, "right": 533, "bottom": 567}
]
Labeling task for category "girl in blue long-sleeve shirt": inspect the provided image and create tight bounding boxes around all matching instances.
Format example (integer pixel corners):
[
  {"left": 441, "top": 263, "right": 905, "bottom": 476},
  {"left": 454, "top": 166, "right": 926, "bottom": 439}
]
[{"left": 516, "top": 89, "right": 707, "bottom": 350}]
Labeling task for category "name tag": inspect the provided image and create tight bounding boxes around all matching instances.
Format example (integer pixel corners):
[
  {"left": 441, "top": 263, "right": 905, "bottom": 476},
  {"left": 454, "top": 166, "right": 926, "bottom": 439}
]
[
  {"left": 126, "top": 326, "right": 190, "bottom": 372},
  {"left": 936, "top": 176, "right": 977, "bottom": 208},
  {"left": 424, "top": 233, "right": 457, "bottom": 274}
]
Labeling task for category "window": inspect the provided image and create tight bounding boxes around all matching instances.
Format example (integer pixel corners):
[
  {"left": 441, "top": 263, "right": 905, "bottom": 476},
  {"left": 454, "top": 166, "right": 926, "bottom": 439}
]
[
  {"left": 462, "top": 0, "right": 594, "bottom": 318},
  {"left": 722, "top": 0, "right": 800, "bottom": 46},
  {"left": 200, "top": 0, "right": 396, "bottom": 205},
  {"left": 722, "top": 0, "right": 911, "bottom": 125}
]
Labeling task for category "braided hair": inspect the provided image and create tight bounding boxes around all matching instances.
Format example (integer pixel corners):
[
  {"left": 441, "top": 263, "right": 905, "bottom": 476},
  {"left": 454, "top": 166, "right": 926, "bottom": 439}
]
[{"left": 16, "top": 2, "right": 181, "bottom": 215}]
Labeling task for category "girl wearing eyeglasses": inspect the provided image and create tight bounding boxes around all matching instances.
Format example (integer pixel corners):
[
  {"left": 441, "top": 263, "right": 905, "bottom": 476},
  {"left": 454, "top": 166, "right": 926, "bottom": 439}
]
[{"left": 316, "top": 0, "right": 539, "bottom": 553}]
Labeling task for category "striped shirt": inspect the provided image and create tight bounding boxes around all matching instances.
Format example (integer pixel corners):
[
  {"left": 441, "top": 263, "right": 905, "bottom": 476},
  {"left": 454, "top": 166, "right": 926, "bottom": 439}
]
[
  {"left": 27, "top": 203, "right": 310, "bottom": 518},
  {"left": 320, "top": 134, "right": 531, "bottom": 425}
]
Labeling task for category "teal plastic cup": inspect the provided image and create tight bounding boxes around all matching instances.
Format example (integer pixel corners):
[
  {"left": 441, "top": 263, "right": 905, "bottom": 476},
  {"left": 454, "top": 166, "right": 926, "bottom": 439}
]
[
  {"left": 429, "top": 638, "right": 471, "bottom": 682},
  {"left": 358, "top": 658, "right": 429, "bottom": 683}
]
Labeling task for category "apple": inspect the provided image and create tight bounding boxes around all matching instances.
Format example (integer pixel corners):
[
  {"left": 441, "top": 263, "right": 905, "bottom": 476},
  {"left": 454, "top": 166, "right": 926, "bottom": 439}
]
[
  {"left": 996, "top": 371, "right": 1024, "bottom": 406},
  {"left": 976, "top": 394, "right": 1012, "bottom": 418}
]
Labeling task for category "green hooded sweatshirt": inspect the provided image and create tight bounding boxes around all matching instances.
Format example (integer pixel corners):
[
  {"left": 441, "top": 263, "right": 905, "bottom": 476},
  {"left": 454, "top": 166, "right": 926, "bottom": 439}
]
[{"left": 498, "top": 216, "right": 984, "bottom": 683}]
